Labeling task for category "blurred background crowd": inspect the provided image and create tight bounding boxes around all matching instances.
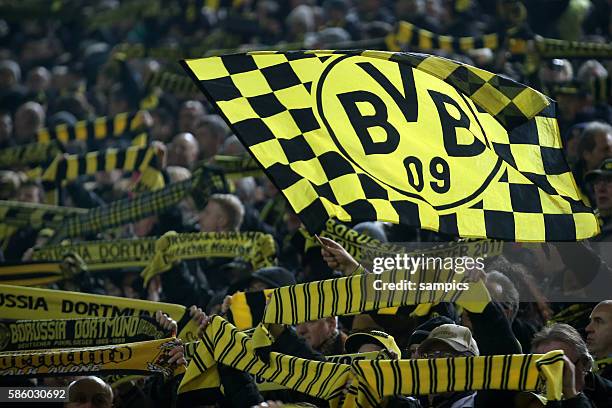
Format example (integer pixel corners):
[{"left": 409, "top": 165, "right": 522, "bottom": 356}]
[{"left": 0, "top": 0, "right": 611, "bottom": 407}]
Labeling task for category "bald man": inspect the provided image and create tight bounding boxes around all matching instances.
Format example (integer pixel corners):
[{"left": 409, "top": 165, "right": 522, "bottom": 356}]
[
  {"left": 14, "top": 101, "right": 45, "bottom": 144},
  {"left": 65, "top": 376, "right": 113, "bottom": 407},
  {"left": 167, "top": 132, "right": 200, "bottom": 169},
  {"left": 586, "top": 300, "right": 612, "bottom": 381},
  {"left": 177, "top": 100, "right": 205, "bottom": 134}
]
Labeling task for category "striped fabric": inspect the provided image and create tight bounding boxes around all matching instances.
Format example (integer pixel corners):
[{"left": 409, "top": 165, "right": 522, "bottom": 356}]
[
  {"left": 36, "top": 111, "right": 149, "bottom": 145},
  {"left": 0, "top": 141, "right": 63, "bottom": 169},
  {"left": 251, "top": 267, "right": 491, "bottom": 351},
  {"left": 38, "top": 145, "right": 161, "bottom": 185},
  {"left": 52, "top": 166, "right": 227, "bottom": 241},
  {"left": 180, "top": 316, "right": 565, "bottom": 407}
]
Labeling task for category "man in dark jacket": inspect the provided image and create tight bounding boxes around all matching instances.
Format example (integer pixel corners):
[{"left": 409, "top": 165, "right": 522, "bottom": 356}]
[
  {"left": 532, "top": 323, "right": 612, "bottom": 408},
  {"left": 586, "top": 301, "right": 612, "bottom": 381},
  {"left": 585, "top": 159, "right": 612, "bottom": 266}
]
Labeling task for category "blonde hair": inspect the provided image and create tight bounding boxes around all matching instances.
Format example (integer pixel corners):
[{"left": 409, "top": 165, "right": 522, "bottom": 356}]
[{"left": 209, "top": 193, "right": 244, "bottom": 231}]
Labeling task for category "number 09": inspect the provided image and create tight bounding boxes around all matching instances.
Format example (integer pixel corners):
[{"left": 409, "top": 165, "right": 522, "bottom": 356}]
[{"left": 403, "top": 156, "right": 450, "bottom": 193}]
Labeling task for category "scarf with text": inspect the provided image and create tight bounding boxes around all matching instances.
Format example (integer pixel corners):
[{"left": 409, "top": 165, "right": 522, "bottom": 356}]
[
  {"left": 0, "top": 315, "right": 170, "bottom": 352},
  {"left": 0, "top": 284, "right": 200, "bottom": 342},
  {"left": 0, "top": 337, "right": 185, "bottom": 378},
  {"left": 32, "top": 237, "right": 156, "bottom": 271},
  {"left": 140, "top": 231, "right": 277, "bottom": 286},
  {"left": 302, "top": 219, "right": 504, "bottom": 266}
]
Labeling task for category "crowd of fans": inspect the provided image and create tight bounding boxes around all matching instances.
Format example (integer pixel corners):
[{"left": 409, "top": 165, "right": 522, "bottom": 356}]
[{"left": 0, "top": 0, "right": 611, "bottom": 407}]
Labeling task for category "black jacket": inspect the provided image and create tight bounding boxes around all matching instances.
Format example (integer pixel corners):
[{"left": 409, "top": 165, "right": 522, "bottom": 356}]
[
  {"left": 469, "top": 302, "right": 523, "bottom": 408},
  {"left": 583, "top": 372, "right": 612, "bottom": 408}
]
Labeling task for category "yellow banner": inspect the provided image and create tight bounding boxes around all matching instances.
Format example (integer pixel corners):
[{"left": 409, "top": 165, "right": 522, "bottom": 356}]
[
  {"left": 0, "top": 338, "right": 185, "bottom": 378},
  {"left": 32, "top": 238, "right": 156, "bottom": 271},
  {"left": 141, "top": 231, "right": 277, "bottom": 286},
  {"left": 0, "top": 285, "right": 199, "bottom": 342},
  {"left": 0, "top": 315, "right": 168, "bottom": 352}
]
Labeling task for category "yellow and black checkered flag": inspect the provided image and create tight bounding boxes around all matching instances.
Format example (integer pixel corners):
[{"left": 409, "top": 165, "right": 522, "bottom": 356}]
[{"left": 183, "top": 51, "right": 599, "bottom": 241}]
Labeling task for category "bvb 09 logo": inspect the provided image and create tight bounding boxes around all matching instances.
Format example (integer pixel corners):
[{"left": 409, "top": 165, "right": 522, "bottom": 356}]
[{"left": 315, "top": 55, "right": 504, "bottom": 211}]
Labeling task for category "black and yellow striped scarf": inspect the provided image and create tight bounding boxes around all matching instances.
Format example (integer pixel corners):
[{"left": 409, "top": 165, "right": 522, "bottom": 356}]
[
  {"left": 36, "top": 144, "right": 165, "bottom": 205},
  {"left": 386, "top": 21, "right": 501, "bottom": 53},
  {"left": 250, "top": 266, "right": 490, "bottom": 351},
  {"left": 0, "top": 337, "right": 185, "bottom": 378},
  {"left": 145, "top": 70, "right": 199, "bottom": 95},
  {"left": 36, "top": 144, "right": 163, "bottom": 188},
  {"left": 537, "top": 37, "right": 612, "bottom": 59},
  {"left": 386, "top": 21, "right": 612, "bottom": 60},
  {"left": 385, "top": 21, "right": 612, "bottom": 58},
  {"left": 0, "top": 141, "right": 64, "bottom": 170},
  {"left": 50, "top": 166, "right": 228, "bottom": 241},
  {"left": 0, "top": 284, "right": 200, "bottom": 342},
  {"left": 0, "top": 200, "right": 87, "bottom": 249},
  {"left": 548, "top": 304, "right": 592, "bottom": 327},
  {"left": 229, "top": 258, "right": 489, "bottom": 331},
  {"left": 179, "top": 335, "right": 385, "bottom": 394},
  {"left": 37, "top": 110, "right": 150, "bottom": 145},
  {"left": 179, "top": 316, "right": 351, "bottom": 401},
  {"left": 141, "top": 231, "right": 277, "bottom": 286},
  {"left": 228, "top": 289, "right": 273, "bottom": 330},
  {"left": 550, "top": 77, "right": 611, "bottom": 104},
  {"left": 345, "top": 352, "right": 564, "bottom": 407},
  {"left": 210, "top": 155, "right": 264, "bottom": 179},
  {"left": 0, "top": 200, "right": 87, "bottom": 230},
  {"left": 180, "top": 316, "right": 564, "bottom": 407}
]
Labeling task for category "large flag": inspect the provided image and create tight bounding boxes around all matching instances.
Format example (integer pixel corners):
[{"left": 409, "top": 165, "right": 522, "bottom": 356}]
[{"left": 182, "top": 51, "right": 599, "bottom": 241}]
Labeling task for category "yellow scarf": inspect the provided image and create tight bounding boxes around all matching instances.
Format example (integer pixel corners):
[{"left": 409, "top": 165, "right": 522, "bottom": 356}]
[
  {"left": 141, "top": 231, "right": 277, "bottom": 286},
  {"left": 0, "top": 315, "right": 169, "bottom": 352},
  {"left": 181, "top": 316, "right": 564, "bottom": 407},
  {"left": 37, "top": 111, "right": 149, "bottom": 145},
  {"left": 251, "top": 267, "right": 490, "bottom": 351},
  {"left": 0, "top": 284, "right": 199, "bottom": 342},
  {"left": 0, "top": 337, "right": 185, "bottom": 378},
  {"left": 32, "top": 237, "right": 157, "bottom": 271}
]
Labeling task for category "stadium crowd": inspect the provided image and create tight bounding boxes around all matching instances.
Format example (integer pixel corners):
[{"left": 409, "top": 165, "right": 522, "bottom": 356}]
[{"left": 0, "top": 0, "right": 611, "bottom": 407}]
